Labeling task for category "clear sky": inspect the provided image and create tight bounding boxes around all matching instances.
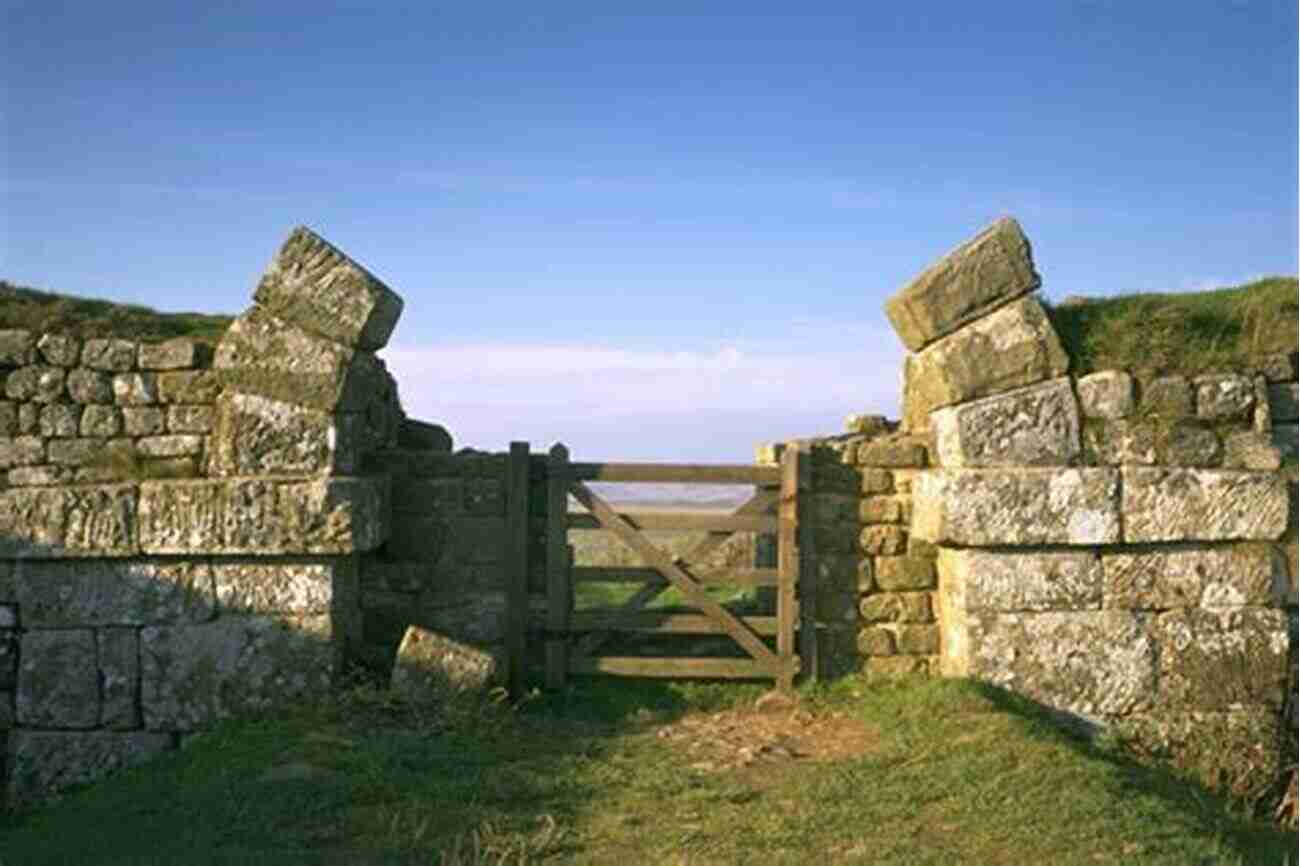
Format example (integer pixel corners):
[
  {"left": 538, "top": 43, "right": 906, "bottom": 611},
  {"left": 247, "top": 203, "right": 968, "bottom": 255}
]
[{"left": 4, "top": 2, "right": 1297, "bottom": 462}]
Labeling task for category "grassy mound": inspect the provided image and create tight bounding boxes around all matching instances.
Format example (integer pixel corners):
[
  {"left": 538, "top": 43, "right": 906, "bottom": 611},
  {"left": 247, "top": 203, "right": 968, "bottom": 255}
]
[
  {"left": 1045, "top": 276, "right": 1299, "bottom": 378},
  {"left": 0, "top": 280, "right": 233, "bottom": 345}
]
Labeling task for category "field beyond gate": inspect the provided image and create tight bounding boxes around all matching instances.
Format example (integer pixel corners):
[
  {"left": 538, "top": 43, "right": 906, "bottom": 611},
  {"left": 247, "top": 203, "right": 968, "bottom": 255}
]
[{"left": 503, "top": 442, "right": 818, "bottom": 695}]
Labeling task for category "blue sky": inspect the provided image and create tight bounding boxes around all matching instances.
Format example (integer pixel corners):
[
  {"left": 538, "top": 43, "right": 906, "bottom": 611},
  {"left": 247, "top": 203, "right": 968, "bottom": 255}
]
[{"left": 4, "top": 2, "right": 1297, "bottom": 461}]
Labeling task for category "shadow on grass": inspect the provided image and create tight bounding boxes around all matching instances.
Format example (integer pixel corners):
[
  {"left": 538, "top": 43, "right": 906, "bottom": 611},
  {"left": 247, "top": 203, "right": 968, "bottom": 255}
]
[{"left": 967, "top": 680, "right": 1294, "bottom": 862}]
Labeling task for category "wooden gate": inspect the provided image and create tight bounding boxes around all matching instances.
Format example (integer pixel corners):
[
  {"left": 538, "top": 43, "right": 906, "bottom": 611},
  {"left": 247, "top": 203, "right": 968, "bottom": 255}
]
[{"left": 501, "top": 441, "right": 816, "bottom": 695}]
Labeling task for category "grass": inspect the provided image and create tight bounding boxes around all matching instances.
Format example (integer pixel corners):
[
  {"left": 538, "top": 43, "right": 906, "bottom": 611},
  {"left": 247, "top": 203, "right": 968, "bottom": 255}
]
[
  {"left": 1, "top": 673, "right": 1290, "bottom": 865},
  {"left": 1045, "top": 275, "right": 1298, "bottom": 378},
  {"left": 0, "top": 279, "right": 233, "bottom": 345}
]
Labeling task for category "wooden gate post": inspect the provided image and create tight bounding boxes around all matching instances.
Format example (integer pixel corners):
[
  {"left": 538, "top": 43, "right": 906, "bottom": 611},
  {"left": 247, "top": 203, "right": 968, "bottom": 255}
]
[
  {"left": 545, "top": 443, "right": 571, "bottom": 689},
  {"left": 505, "top": 441, "right": 531, "bottom": 699},
  {"left": 796, "top": 442, "right": 818, "bottom": 682},
  {"left": 777, "top": 446, "right": 798, "bottom": 692}
]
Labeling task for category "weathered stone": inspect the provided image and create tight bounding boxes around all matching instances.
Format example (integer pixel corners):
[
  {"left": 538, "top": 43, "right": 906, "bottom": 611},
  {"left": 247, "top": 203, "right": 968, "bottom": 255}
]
[
  {"left": 156, "top": 370, "right": 222, "bottom": 404},
  {"left": 753, "top": 443, "right": 785, "bottom": 465},
  {"left": 6, "top": 731, "right": 173, "bottom": 806},
  {"left": 141, "top": 615, "right": 339, "bottom": 730},
  {"left": 859, "top": 592, "right": 932, "bottom": 623},
  {"left": 213, "top": 561, "right": 345, "bottom": 614},
  {"left": 0, "top": 330, "right": 35, "bottom": 365},
  {"left": 901, "top": 297, "right": 1069, "bottom": 431},
  {"left": 858, "top": 436, "right": 927, "bottom": 468},
  {"left": 860, "top": 525, "right": 907, "bottom": 555},
  {"left": 112, "top": 372, "right": 159, "bottom": 405},
  {"left": 121, "top": 407, "right": 165, "bottom": 436},
  {"left": 252, "top": 226, "right": 404, "bottom": 351},
  {"left": 1153, "top": 607, "right": 1288, "bottom": 708},
  {"left": 82, "top": 339, "right": 138, "bottom": 371},
  {"left": 137, "top": 435, "right": 204, "bottom": 459},
  {"left": 856, "top": 558, "right": 875, "bottom": 593},
  {"left": 1256, "top": 352, "right": 1299, "bottom": 382},
  {"left": 1272, "top": 423, "right": 1298, "bottom": 462},
  {"left": 0, "top": 484, "right": 137, "bottom": 557},
  {"left": 1222, "top": 431, "right": 1281, "bottom": 470},
  {"left": 1102, "top": 545, "right": 1281, "bottom": 610},
  {"left": 210, "top": 391, "right": 347, "bottom": 477},
  {"left": 0, "top": 436, "right": 45, "bottom": 468},
  {"left": 860, "top": 468, "right": 893, "bottom": 495},
  {"left": 36, "top": 333, "right": 81, "bottom": 367},
  {"left": 931, "top": 376, "right": 1080, "bottom": 467},
  {"left": 1082, "top": 418, "right": 1159, "bottom": 466},
  {"left": 80, "top": 404, "right": 122, "bottom": 436},
  {"left": 884, "top": 217, "right": 1041, "bottom": 352},
  {"left": 874, "top": 556, "right": 936, "bottom": 591},
  {"left": 913, "top": 468, "right": 1120, "bottom": 546},
  {"left": 1268, "top": 383, "right": 1299, "bottom": 423},
  {"left": 38, "top": 403, "right": 81, "bottom": 437},
  {"left": 17, "top": 629, "right": 99, "bottom": 727},
  {"left": 1195, "top": 374, "right": 1254, "bottom": 421},
  {"left": 397, "top": 418, "right": 452, "bottom": 452},
  {"left": 858, "top": 496, "right": 902, "bottom": 525},
  {"left": 1117, "top": 709, "right": 1283, "bottom": 800},
  {"left": 166, "top": 405, "right": 213, "bottom": 433},
  {"left": 1140, "top": 376, "right": 1194, "bottom": 417},
  {"left": 845, "top": 413, "right": 891, "bottom": 436},
  {"left": 0, "top": 401, "right": 15, "bottom": 436},
  {"left": 7, "top": 466, "right": 71, "bottom": 486},
  {"left": 894, "top": 624, "right": 940, "bottom": 655},
  {"left": 17, "top": 402, "right": 37, "bottom": 433},
  {"left": 1076, "top": 371, "right": 1134, "bottom": 419},
  {"left": 138, "top": 477, "right": 388, "bottom": 554},
  {"left": 1161, "top": 422, "right": 1222, "bottom": 466},
  {"left": 6, "top": 366, "right": 66, "bottom": 402},
  {"left": 390, "top": 625, "right": 500, "bottom": 697},
  {"left": 15, "top": 560, "right": 215, "bottom": 626},
  {"left": 65, "top": 367, "right": 114, "bottom": 403},
  {"left": 48, "top": 437, "right": 104, "bottom": 466},
  {"left": 864, "top": 655, "right": 930, "bottom": 677},
  {"left": 857, "top": 626, "right": 896, "bottom": 656},
  {"left": 1252, "top": 375, "right": 1271, "bottom": 433},
  {"left": 98, "top": 628, "right": 141, "bottom": 728},
  {"left": 138, "top": 338, "right": 200, "bottom": 370},
  {"left": 938, "top": 549, "right": 1102, "bottom": 614},
  {"left": 1122, "top": 468, "right": 1288, "bottom": 541}
]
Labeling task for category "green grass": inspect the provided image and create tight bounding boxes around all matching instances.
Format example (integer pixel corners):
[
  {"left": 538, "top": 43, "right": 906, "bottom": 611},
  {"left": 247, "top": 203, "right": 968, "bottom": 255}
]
[
  {"left": 1045, "top": 276, "right": 1298, "bottom": 378},
  {"left": 0, "top": 279, "right": 234, "bottom": 344},
  {"left": 1, "top": 674, "right": 1290, "bottom": 865}
]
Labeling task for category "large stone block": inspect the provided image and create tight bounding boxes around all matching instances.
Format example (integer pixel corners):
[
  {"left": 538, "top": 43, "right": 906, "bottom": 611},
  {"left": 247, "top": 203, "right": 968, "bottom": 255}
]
[
  {"left": 1076, "top": 371, "right": 1134, "bottom": 419},
  {"left": 252, "top": 226, "right": 404, "bottom": 351},
  {"left": 901, "top": 297, "right": 1069, "bottom": 432},
  {"left": 5, "top": 366, "right": 65, "bottom": 403},
  {"left": 1121, "top": 468, "right": 1288, "bottom": 542},
  {"left": 931, "top": 377, "right": 1080, "bottom": 467},
  {"left": 138, "top": 477, "right": 388, "bottom": 554},
  {"left": 98, "top": 627, "right": 141, "bottom": 728},
  {"left": 884, "top": 217, "right": 1041, "bottom": 352},
  {"left": 1102, "top": 545, "right": 1283, "bottom": 610},
  {"left": 1152, "top": 607, "right": 1288, "bottom": 709},
  {"left": 15, "top": 560, "right": 215, "bottom": 626},
  {"left": 6, "top": 731, "right": 173, "bottom": 806},
  {"left": 210, "top": 391, "right": 350, "bottom": 477},
  {"left": 0, "top": 484, "right": 138, "bottom": 557},
  {"left": 938, "top": 549, "right": 1102, "bottom": 614},
  {"left": 17, "top": 629, "right": 99, "bottom": 728},
  {"left": 962, "top": 611, "right": 1156, "bottom": 720},
  {"left": 141, "top": 615, "right": 339, "bottom": 730},
  {"left": 390, "top": 625, "right": 501, "bottom": 698},
  {"left": 138, "top": 338, "right": 201, "bottom": 371},
  {"left": 212, "top": 560, "right": 349, "bottom": 615},
  {"left": 213, "top": 308, "right": 395, "bottom": 412},
  {"left": 913, "top": 468, "right": 1119, "bottom": 546}
]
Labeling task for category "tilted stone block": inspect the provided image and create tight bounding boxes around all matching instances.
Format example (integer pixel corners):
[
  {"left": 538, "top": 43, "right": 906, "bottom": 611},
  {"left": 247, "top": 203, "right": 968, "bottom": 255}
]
[
  {"left": 0, "top": 330, "right": 35, "bottom": 365},
  {"left": 1076, "top": 370, "right": 1133, "bottom": 419},
  {"left": 138, "top": 338, "right": 201, "bottom": 370},
  {"left": 884, "top": 217, "right": 1041, "bottom": 352},
  {"left": 6, "top": 731, "right": 173, "bottom": 806},
  {"left": 0, "top": 484, "right": 138, "bottom": 557},
  {"left": 138, "top": 477, "right": 388, "bottom": 554},
  {"left": 1152, "top": 607, "right": 1289, "bottom": 709},
  {"left": 1102, "top": 544, "right": 1283, "bottom": 611},
  {"left": 390, "top": 625, "right": 501, "bottom": 698},
  {"left": 913, "top": 468, "right": 1119, "bottom": 546},
  {"left": 36, "top": 333, "right": 81, "bottom": 367},
  {"left": 210, "top": 391, "right": 350, "bottom": 477},
  {"left": 938, "top": 549, "right": 1102, "bottom": 614},
  {"left": 15, "top": 560, "right": 216, "bottom": 626},
  {"left": 17, "top": 629, "right": 99, "bottom": 728},
  {"left": 901, "top": 297, "right": 1068, "bottom": 431},
  {"left": 82, "top": 339, "right": 137, "bottom": 371},
  {"left": 931, "top": 376, "right": 1080, "bottom": 467},
  {"left": 1121, "top": 468, "right": 1288, "bottom": 542},
  {"left": 141, "top": 615, "right": 340, "bottom": 730},
  {"left": 253, "top": 226, "right": 404, "bottom": 351}
]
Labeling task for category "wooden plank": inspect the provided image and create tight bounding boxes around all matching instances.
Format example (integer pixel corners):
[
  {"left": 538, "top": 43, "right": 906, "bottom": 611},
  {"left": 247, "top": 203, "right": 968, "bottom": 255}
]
[
  {"left": 504, "top": 441, "right": 531, "bottom": 699},
  {"left": 557, "top": 611, "right": 779, "bottom": 635},
  {"left": 569, "top": 462, "right": 780, "bottom": 485},
  {"left": 572, "top": 567, "right": 779, "bottom": 586},
  {"left": 566, "top": 512, "right": 778, "bottom": 532},
  {"left": 545, "top": 443, "right": 570, "bottom": 690},
  {"left": 776, "top": 449, "right": 798, "bottom": 692},
  {"left": 567, "top": 656, "right": 773, "bottom": 679},
  {"left": 796, "top": 441, "right": 818, "bottom": 683},
  {"left": 569, "top": 481, "right": 780, "bottom": 670}
]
